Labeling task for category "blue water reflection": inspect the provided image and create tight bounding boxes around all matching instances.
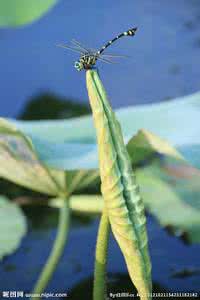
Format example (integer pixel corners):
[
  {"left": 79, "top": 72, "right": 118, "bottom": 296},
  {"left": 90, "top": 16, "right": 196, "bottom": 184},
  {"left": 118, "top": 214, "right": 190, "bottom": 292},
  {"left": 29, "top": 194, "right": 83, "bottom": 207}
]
[{"left": 1, "top": 0, "right": 200, "bottom": 117}]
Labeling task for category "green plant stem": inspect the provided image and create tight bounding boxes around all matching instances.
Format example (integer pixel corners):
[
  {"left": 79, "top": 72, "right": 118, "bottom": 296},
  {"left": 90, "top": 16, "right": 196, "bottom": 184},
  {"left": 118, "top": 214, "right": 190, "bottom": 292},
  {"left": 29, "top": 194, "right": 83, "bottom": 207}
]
[
  {"left": 93, "top": 210, "right": 110, "bottom": 300},
  {"left": 32, "top": 197, "right": 70, "bottom": 300}
]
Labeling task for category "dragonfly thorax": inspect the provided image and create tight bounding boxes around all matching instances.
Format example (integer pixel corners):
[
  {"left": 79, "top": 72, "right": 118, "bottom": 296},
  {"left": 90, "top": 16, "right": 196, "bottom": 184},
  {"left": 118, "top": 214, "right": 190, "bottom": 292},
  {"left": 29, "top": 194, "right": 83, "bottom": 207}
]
[{"left": 74, "top": 54, "right": 97, "bottom": 71}]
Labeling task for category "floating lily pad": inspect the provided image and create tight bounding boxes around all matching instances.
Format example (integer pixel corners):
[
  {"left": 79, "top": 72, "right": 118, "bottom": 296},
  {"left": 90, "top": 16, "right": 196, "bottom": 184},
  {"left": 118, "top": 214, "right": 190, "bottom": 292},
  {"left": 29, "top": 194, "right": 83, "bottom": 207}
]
[
  {"left": 0, "top": 0, "right": 58, "bottom": 27},
  {"left": 68, "top": 159, "right": 200, "bottom": 244},
  {"left": 0, "top": 111, "right": 184, "bottom": 196},
  {"left": 1, "top": 91, "right": 199, "bottom": 172},
  {"left": 136, "top": 161, "right": 200, "bottom": 244},
  {"left": 0, "top": 196, "right": 27, "bottom": 260},
  {"left": 0, "top": 119, "right": 64, "bottom": 195}
]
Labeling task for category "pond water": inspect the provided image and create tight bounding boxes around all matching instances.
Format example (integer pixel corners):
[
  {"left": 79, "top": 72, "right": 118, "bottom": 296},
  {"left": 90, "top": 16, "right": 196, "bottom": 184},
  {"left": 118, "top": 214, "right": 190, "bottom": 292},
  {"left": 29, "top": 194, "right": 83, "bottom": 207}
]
[
  {"left": 0, "top": 206, "right": 199, "bottom": 298},
  {"left": 1, "top": 0, "right": 200, "bottom": 117},
  {"left": 0, "top": 1, "right": 200, "bottom": 298}
]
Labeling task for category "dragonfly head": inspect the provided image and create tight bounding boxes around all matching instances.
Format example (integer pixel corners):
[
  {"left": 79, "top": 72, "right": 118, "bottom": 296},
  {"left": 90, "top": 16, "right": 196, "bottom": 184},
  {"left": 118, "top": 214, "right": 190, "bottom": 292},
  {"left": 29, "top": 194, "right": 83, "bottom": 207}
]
[{"left": 74, "top": 60, "right": 84, "bottom": 71}]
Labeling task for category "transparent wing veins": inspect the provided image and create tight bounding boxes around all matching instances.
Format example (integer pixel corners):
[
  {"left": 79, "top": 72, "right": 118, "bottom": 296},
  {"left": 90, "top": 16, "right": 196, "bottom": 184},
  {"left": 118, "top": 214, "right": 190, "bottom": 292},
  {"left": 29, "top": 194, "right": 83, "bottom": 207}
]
[
  {"left": 56, "top": 43, "right": 85, "bottom": 54},
  {"left": 71, "top": 39, "right": 93, "bottom": 53},
  {"left": 57, "top": 39, "right": 130, "bottom": 65}
]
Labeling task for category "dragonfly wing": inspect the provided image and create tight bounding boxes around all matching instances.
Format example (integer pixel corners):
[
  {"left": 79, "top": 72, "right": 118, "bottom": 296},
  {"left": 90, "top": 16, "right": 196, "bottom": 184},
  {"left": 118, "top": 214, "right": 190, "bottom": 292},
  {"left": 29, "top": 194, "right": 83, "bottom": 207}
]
[
  {"left": 100, "top": 53, "right": 130, "bottom": 59},
  {"left": 97, "top": 56, "right": 116, "bottom": 64},
  {"left": 71, "top": 39, "right": 98, "bottom": 54},
  {"left": 71, "top": 39, "right": 93, "bottom": 53},
  {"left": 56, "top": 43, "right": 85, "bottom": 54}
]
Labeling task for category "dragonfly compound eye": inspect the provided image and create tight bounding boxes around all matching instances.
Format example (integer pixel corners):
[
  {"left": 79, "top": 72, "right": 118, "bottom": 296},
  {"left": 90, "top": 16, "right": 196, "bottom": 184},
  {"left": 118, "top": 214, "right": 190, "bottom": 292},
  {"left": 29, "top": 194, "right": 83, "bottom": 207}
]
[{"left": 74, "top": 61, "right": 83, "bottom": 71}]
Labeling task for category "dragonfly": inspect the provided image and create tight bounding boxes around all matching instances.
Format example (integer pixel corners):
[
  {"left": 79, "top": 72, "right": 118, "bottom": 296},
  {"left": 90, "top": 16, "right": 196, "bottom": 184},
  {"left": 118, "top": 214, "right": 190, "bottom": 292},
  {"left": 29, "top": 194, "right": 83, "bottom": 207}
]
[{"left": 57, "top": 27, "right": 137, "bottom": 71}]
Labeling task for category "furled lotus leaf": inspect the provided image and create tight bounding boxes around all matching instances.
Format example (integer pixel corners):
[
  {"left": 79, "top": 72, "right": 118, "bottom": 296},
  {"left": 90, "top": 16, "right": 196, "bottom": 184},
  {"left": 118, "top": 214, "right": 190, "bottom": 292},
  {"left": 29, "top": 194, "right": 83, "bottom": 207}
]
[{"left": 86, "top": 69, "right": 152, "bottom": 299}]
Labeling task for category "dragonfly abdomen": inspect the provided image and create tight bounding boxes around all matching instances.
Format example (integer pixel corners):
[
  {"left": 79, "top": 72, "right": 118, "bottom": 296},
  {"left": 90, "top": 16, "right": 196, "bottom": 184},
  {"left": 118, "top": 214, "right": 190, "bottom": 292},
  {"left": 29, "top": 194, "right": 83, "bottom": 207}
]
[{"left": 97, "top": 27, "right": 137, "bottom": 56}]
